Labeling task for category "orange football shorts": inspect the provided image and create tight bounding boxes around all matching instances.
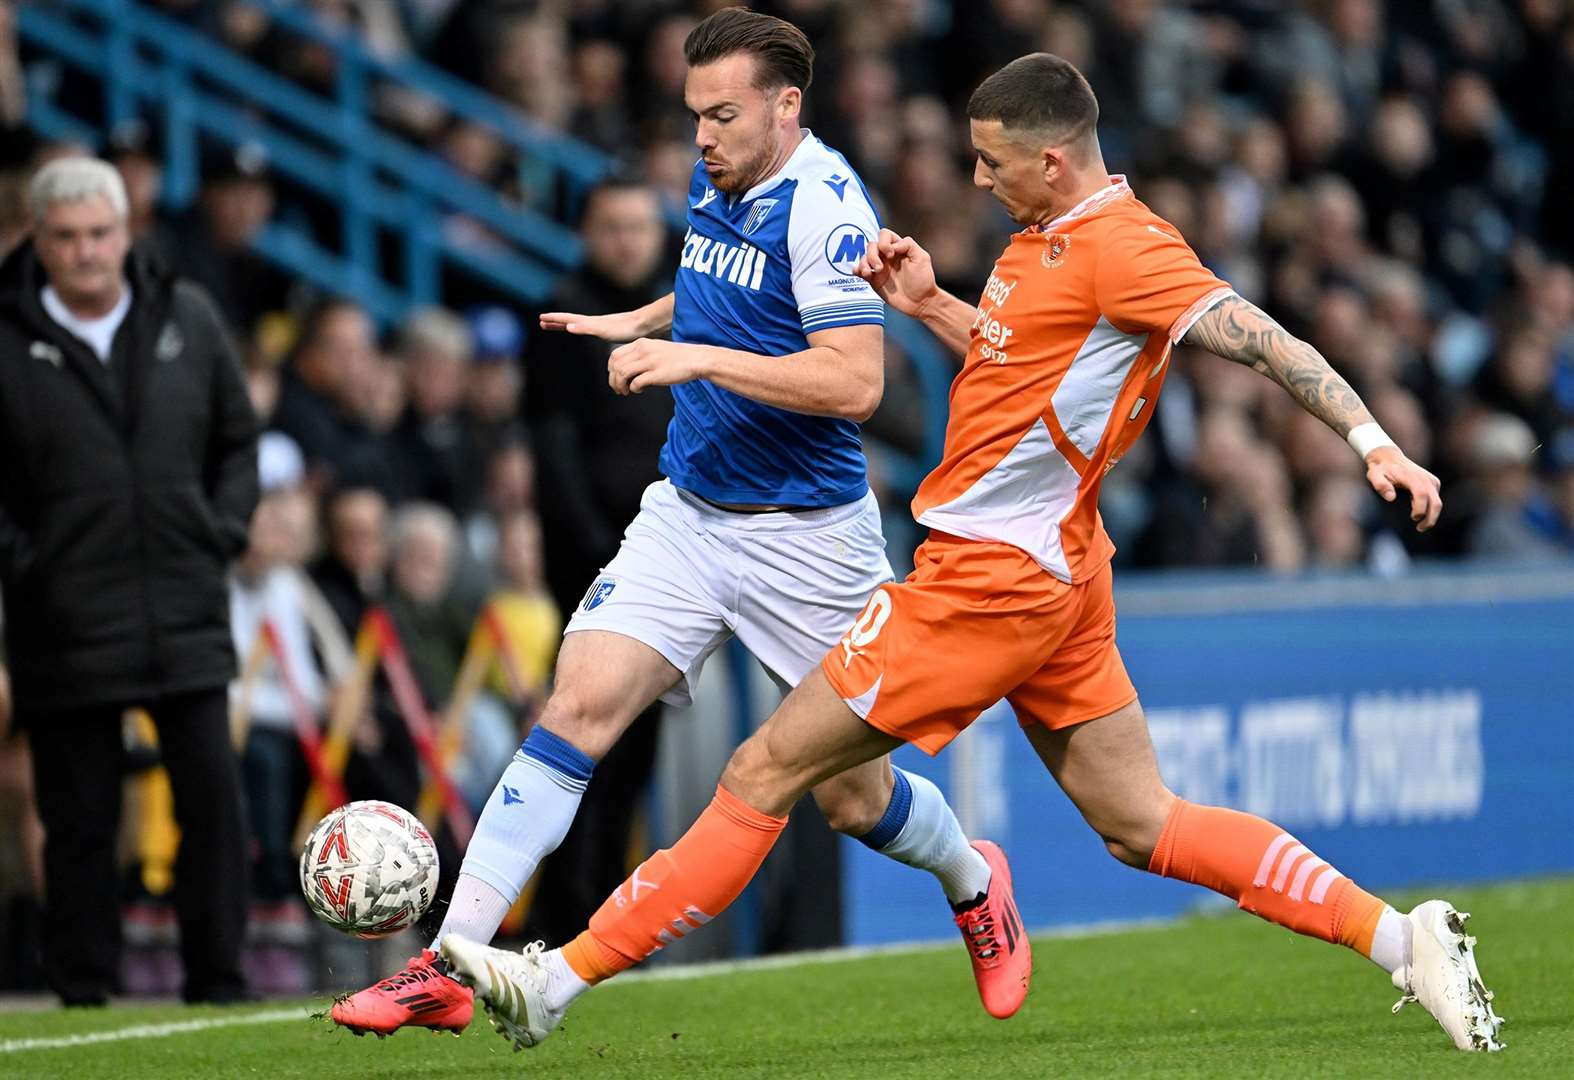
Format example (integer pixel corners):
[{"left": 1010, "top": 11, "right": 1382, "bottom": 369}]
[{"left": 821, "top": 531, "right": 1138, "bottom": 755}]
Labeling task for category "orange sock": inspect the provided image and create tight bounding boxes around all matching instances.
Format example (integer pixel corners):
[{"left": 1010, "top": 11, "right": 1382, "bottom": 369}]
[
  {"left": 562, "top": 784, "right": 787, "bottom": 985},
  {"left": 1149, "top": 799, "right": 1386, "bottom": 955}
]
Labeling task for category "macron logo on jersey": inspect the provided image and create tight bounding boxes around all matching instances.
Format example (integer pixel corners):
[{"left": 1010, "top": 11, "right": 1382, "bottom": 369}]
[{"left": 680, "top": 227, "right": 769, "bottom": 291}]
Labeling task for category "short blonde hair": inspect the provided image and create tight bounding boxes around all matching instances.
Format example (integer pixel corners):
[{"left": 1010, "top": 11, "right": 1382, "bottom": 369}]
[{"left": 28, "top": 156, "right": 129, "bottom": 223}]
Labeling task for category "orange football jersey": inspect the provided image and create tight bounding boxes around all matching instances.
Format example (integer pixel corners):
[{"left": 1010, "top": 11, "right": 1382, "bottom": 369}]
[{"left": 912, "top": 176, "right": 1233, "bottom": 583}]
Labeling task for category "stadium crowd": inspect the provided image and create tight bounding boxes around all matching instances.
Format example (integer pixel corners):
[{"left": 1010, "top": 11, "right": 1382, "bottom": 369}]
[{"left": 0, "top": 0, "right": 1572, "bottom": 996}]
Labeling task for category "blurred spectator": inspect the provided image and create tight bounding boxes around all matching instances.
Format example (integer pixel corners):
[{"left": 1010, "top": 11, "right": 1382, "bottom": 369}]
[
  {"left": 311, "top": 484, "right": 389, "bottom": 637},
  {"left": 449, "top": 508, "right": 559, "bottom": 811},
  {"left": 1137, "top": 408, "right": 1304, "bottom": 572},
  {"left": 1465, "top": 413, "right": 1569, "bottom": 561},
  {"left": 464, "top": 433, "right": 537, "bottom": 571},
  {"left": 0, "top": 157, "right": 257, "bottom": 1005},
  {"left": 272, "top": 297, "right": 396, "bottom": 497},
  {"left": 0, "top": 166, "right": 25, "bottom": 259},
  {"left": 154, "top": 143, "right": 292, "bottom": 333},
  {"left": 391, "top": 306, "right": 486, "bottom": 515},
  {"left": 386, "top": 501, "right": 476, "bottom": 708},
  {"left": 105, "top": 125, "right": 164, "bottom": 243},
  {"left": 465, "top": 304, "right": 528, "bottom": 463},
  {"left": 526, "top": 176, "right": 675, "bottom": 616},
  {"left": 1474, "top": 328, "right": 1566, "bottom": 445},
  {"left": 0, "top": 2, "right": 22, "bottom": 140},
  {"left": 228, "top": 472, "right": 349, "bottom": 993},
  {"left": 229, "top": 467, "right": 348, "bottom": 863},
  {"left": 485, "top": 510, "right": 560, "bottom": 705}
]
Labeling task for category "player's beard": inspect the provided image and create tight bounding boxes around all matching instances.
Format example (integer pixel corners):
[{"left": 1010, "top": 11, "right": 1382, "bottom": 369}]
[{"left": 706, "top": 138, "right": 775, "bottom": 195}]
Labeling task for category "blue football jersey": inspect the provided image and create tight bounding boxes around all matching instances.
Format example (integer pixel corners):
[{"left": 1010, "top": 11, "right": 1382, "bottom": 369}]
[{"left": 661, "top": 131, "right": 884, "bottom": 507}]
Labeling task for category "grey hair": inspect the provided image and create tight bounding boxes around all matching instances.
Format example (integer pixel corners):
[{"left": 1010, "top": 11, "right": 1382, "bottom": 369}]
[
  {"left": 397, "top": 306, "right": 473, "bottom": 363},
  {"left": 389, "top": 501, "right": 458, "bottom": 557},
  {"left": 29, "top": 156, "right": 130, "bottom": 223}
]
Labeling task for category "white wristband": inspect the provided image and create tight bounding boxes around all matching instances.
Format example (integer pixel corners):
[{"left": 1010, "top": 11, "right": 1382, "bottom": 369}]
[{"left": 1347, "top": 422, "right": 1397, "bottom": 460}]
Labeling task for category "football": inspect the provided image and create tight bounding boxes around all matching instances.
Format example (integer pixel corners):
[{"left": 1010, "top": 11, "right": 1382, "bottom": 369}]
[{"left": 299, "top": 800, "right": 439, "bottom": 938}]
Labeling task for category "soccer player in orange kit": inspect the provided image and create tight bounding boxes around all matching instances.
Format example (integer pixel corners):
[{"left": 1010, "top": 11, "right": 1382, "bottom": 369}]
[{"left": 441, "top": 53, "right": 1504, "bottom": 1054}]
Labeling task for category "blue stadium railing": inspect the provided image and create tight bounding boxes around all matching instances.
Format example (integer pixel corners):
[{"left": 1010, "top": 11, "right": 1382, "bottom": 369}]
[{"left": 17, "top": 0, "right": 954, "bottom": 486}]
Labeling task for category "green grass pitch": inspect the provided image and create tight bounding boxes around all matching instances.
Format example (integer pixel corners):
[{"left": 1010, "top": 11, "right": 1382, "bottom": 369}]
[{"left": 2, "top": 877, "right": 1568, "bottom": 1079}]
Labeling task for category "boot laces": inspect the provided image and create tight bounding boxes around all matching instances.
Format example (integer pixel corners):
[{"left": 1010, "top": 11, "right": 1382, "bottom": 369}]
[
  {"left": 963, "top": 909, "right": 1001, "bottom": 963},
  {"left": 375, "top": 954, "right": 435, "bottom": 993}
]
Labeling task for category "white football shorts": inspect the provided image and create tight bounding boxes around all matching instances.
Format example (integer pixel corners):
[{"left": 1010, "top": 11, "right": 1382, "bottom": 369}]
[{"left": 565, "top": 480, "right": 893, "bottom": 706}]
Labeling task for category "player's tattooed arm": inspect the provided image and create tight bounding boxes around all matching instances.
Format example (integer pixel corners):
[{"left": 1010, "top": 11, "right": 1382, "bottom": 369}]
[
  {"left": 1181, "top": 295, "right": 1371, "bottom": 437},
  {"left": 1183, "top": 294, "right": 1444, "bottom": 532}
]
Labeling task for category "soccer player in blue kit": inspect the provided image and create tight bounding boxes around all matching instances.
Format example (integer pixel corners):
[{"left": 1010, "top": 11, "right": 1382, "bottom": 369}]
[{"left": 331, "top": 8, "right": 1029, "bottom": 1038}]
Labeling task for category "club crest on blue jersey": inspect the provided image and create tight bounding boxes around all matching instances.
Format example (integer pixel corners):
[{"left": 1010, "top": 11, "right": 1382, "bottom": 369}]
[
  {"left": 743, "top": 198, "right": 778, "bottom": 236},
  {"left": 580, "top": 577, "right": 617, "bottom": 611}
]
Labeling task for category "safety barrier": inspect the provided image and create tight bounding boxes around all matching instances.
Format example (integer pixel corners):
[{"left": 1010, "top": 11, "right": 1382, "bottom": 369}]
[{"left": 129, "top": 596, "right": 549, "bottom": 901}]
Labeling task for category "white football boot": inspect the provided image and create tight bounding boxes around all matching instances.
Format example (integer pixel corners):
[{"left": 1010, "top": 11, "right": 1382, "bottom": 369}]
[
  {"left": 440, "top": 936, "right": 565, "bottom": 1050},
  {"left": 1390, "top": 900, "right": 1505, "bottom": 1051}
]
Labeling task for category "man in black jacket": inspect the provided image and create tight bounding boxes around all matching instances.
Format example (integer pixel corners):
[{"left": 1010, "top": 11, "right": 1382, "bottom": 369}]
[
  {"left": 0, "top": 157, "right": 259, "bottom": 1005},
  {"left": 520, "top": 176, "right": 674, "bottom": 945}
]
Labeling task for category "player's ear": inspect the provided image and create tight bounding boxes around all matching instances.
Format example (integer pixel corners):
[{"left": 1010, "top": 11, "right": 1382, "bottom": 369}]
[
  {"left": 776, "top": 85, "right": 801, "bottom": 123},
  {"left": 1041, "top": 144, "right": 1066, "bottom": 185}
]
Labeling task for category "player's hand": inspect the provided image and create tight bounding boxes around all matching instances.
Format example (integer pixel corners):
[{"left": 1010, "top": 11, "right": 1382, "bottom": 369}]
[
  {"left": 1364, "top": 446, "right": 1442, "bottom": 531},
  {"left": 539, "top": 310, "right": 644, "bottom": 342},
  {"left": 855, "top": 228, "right": 939, "bottom": 318},
  {"left": 608, "top": 338, "right": 704, "bottom": 394}
]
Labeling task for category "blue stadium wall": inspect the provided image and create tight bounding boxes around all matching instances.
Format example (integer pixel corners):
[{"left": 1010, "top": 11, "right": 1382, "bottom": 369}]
[{"left": 842, "top": 565, "right": 1574, "bottom": 946}]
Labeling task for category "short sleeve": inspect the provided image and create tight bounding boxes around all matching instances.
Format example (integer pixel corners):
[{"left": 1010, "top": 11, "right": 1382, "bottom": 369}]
[
  {"left": 1094, "top": 223, "right": 1234, "bottom": 343},
  {"left": 786, "top": 171, "right": 885, "bottom": 335}
]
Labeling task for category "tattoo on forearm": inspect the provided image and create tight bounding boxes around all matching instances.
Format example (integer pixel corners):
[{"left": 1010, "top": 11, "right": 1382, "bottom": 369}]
[{"left": 1183, "top": 296, "right": 1370, "bottom": 437}]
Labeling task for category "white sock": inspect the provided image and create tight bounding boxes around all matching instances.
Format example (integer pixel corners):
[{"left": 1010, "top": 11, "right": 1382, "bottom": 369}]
[
  {"left": 864, "top": 768, "right": 992, "bottom": 905},
  {"left": 438, "top": 728, "right": 594, "bottom": 945},
  {"left": 430, "top": 874, "right": 512, "bottom": 952},
  {"left": 543, "top": 948, "right": 591, "bottom": 1012},
  {"left": 1368, "top": 906, "right": 1411, "bottom": 977}
]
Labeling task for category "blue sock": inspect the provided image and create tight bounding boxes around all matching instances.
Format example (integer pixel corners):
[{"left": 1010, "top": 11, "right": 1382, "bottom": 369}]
[
  {"left": 445, "top": 726, "right": 595, "bottom": 937},
  {"left": 859, "top": 767, "right": 991, "bottom": 904},
  {"left": 857, "top": 767, "right": 914, "bottom": 850}
]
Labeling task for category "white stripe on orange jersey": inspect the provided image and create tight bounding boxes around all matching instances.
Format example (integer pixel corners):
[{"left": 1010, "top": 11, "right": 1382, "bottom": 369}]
[{"left": 912, "top": 177, "right": 1235, "bottom": 584}]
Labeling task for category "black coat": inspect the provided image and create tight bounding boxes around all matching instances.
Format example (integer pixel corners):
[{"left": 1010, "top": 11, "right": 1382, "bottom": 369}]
[
  {"left": 0, "top": 240, "right": 259, "bottom": 713},
  {"left": 524, "top": 266, "right": 674, "bottom": 616}
]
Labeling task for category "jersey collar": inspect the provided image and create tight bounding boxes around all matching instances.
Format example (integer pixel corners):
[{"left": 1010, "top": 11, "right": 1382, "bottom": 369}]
[{"left": 1027, "top": 174, "right": 1132, "bottom": 233}]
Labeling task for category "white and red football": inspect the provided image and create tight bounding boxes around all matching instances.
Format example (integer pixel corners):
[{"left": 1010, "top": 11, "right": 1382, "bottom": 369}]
[{"left": 298, "top": 800, "right": 439, "bottom": 938}]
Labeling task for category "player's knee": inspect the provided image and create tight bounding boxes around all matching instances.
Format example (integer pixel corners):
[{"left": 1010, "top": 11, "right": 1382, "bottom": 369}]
[
  {"left": 535, "top": 684, "right": 622, "bottom": 761},
  {"left": 1101, "top": 835, "right": 1151, "bottom": 868},
  {"left": 719, "top": 733, "right": 802, "bottom": 819},
  {"left": 810, "top": 774, "right": 885, "bottom": 836},
  {"left": 1092, "top": 789, "right": 1176, "bottom": 870}
]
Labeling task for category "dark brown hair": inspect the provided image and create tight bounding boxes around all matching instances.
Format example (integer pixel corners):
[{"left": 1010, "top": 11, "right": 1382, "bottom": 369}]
[
  {"left": 967, "top": 53, "right": 1098, "bottom": 144},
  {"left": 684, "top": 7, "right": 814, "bottom": 92}
]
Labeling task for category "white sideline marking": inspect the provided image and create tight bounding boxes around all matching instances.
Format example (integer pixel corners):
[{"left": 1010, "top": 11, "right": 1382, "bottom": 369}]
[
  {"left": 0, "top": 916, "right": 1176, "bottom": 1052},
  {"left": 0, "top": 1007, "right": 306, "bottom": 1054}
]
